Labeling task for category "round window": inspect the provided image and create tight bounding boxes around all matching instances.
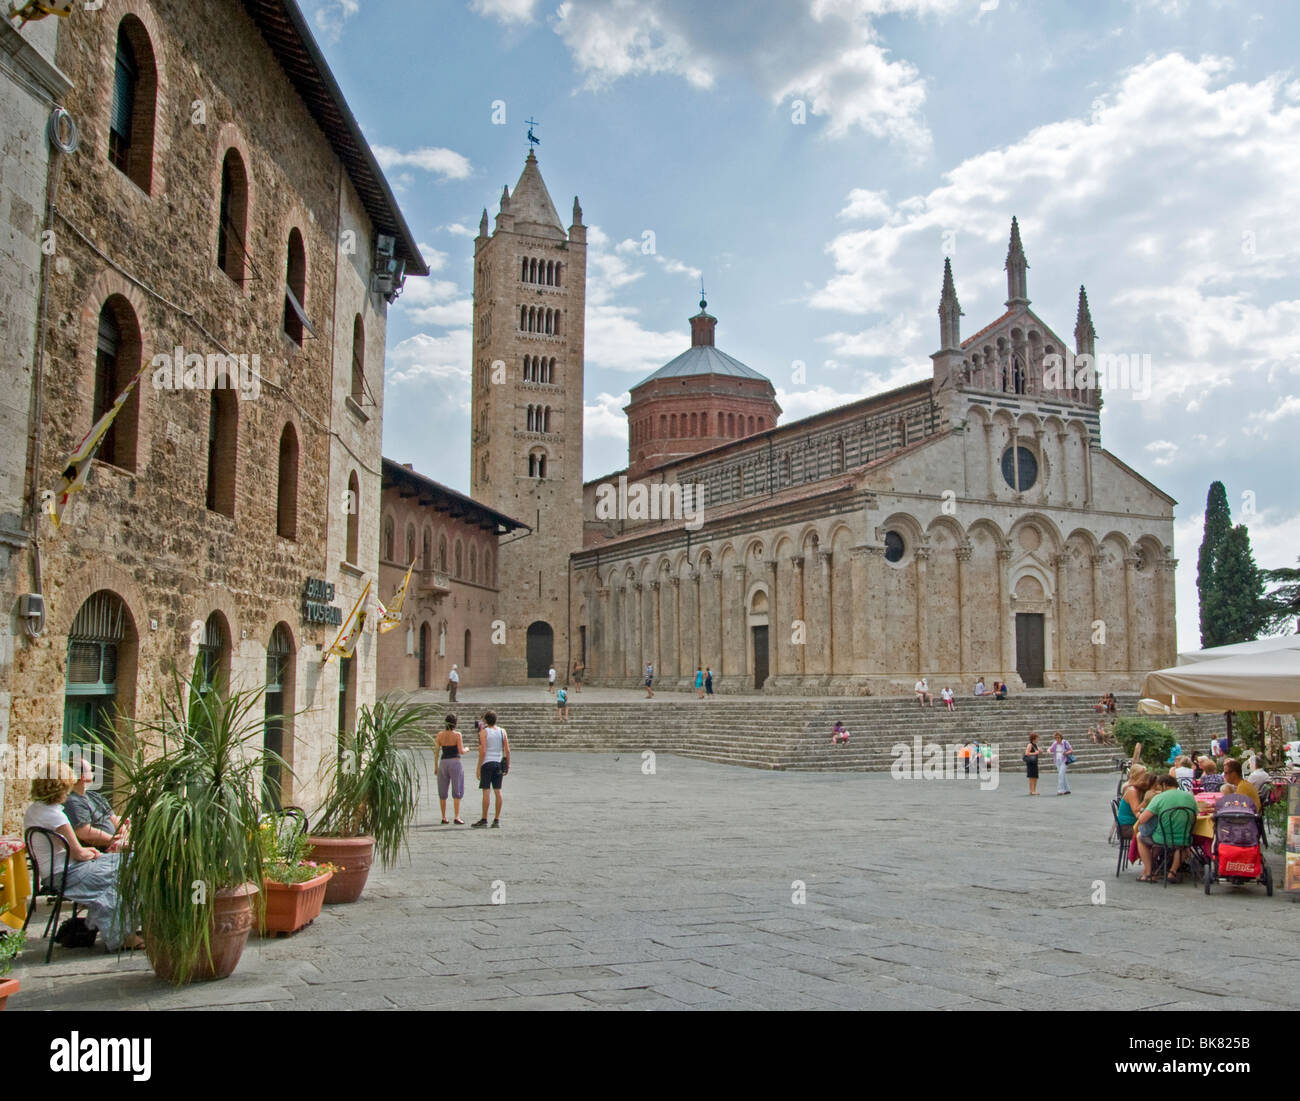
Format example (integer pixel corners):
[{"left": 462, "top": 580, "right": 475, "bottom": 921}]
[
  {"left": 1001, "top": 446, "right": 1038, "bottom": 491},
  {"left": 884, "top": 530, "right": 905, "bottom": 563}
]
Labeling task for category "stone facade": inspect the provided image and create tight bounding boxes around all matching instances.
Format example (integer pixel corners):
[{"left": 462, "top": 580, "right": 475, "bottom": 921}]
[
  {"left": 0, "top": 14, "right": 71, "bottom": 826},
  {"left": 376, "top": 460, "right": 525, "bottom": 696},
  {"left": 469, "top": 151, "right": 586, "bottom": 683},
  {"left": 569, "top": 222, "right": 1177, "bottom": 694},
  {"left": 0, "top": 0, "right": 425, "bottom": 831}
]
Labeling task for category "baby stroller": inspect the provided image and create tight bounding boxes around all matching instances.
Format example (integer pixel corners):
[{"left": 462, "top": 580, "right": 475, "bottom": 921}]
[{"left": 1204, "top": 793, "right": 1272, "bottom": 896}]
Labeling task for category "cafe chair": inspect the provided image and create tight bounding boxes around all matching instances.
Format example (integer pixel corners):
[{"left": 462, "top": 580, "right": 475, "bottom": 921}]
[
  {"left": 21, "top": 827, "right": 81, "bottom": 964},
  {"left": 1155, "top": 806, "right": 1198, "bottom": 887},
  {"left": 1110, "top": 798, "right": 1133, "bottom": 877}
]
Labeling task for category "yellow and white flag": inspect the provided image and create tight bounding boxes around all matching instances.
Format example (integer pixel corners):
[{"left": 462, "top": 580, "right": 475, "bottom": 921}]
[
  {"left": 377, "top": 565, "right": 413, "bottom": 634},
  {"left": 49, "top": 364, "right": 147, "bottom": 529},
  {"left": 324, "top": 580, "right": 371, "bottom": 663}
]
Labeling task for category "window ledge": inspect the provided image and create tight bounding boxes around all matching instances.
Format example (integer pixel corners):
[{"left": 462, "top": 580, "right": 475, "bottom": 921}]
[
  {"left": 339, "top": 560, "right": 366, "bottom": 578},
  {"left": 345, "top": 395, "right": 370, "bottom": 423}
]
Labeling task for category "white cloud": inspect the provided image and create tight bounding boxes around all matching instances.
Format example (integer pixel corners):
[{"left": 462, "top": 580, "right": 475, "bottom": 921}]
[
  {"left": 839, "top": 187, "right": 892, "bottom": 222},
  {"left": 311, "top": 0, "right": 359, "bottom": 42},
  {"left": 775, "top": 383, "right": 874, "bottom": 422},
  {"left": 372, "top": 146, "right": 473, "bottom": 181},
  {"left": 395, "top": 278, "right": 472, "bottom": 327},
  {"left": 820, "top": 314, "right": 922, "bottom": 359},
  {"left": 470, "top": 0, "right": 540, "bottom": 23},
  {"left": 1247, "top": 394, "right": 1300, "bottom": 428},
  {"left": 443, "top": 223, "right": 477, "bottom": 238},
  {"left": 416, "top": 244, "right": 448, "bottom": 272},
  {"left": 387, "top": 331, "right": 472, "bottom": 397},
  {"left": 553, "top": 0, "right": 716, "bottom": 91},
  {"left": 585, "top": 391, "right": 634, "bottom": 440},
  {"left": 1144, "top": 439, "right": 1179, "bottom": 466}
]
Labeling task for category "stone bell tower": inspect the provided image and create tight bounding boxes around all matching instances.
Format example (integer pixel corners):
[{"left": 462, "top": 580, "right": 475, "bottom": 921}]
[{"left": 469, "top": 150, "right": 587, "bottom": 682}]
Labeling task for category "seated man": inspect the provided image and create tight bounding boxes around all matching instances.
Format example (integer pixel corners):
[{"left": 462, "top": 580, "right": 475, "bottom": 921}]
[
  {"left": 914, "top": 678, "right": 934, "bottom": 707},
  {"left": 973, "top": 678, "right": 987, "bottom": 696},
  {"left": 64, "top": 758, "right": 126, "bottom": 852},
  {"left": 1105, "top": 693, "right": 1118, "bottom": 714},
  {"left": 993, "top": 681, "right": 1008, "bottom": 700},
  {"left": 1135, "top": 774, "right": 1198, "bottom": 882},
  {"left": 1221, "top": 758, "right": 1260, "bottom": 812}
]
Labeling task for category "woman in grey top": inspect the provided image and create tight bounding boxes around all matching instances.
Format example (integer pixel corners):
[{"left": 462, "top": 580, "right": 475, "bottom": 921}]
[{"left": 471, "top": 710, "right": 510, "bottom": 829}]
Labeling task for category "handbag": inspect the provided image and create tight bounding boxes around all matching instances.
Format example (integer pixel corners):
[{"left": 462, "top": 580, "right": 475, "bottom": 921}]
[
  {"left": 1023, "top": 754, "right": 1035, "bottom": 765},
  {"left": 1065, "top": 753, "right": 1077, "bottom": 765}
]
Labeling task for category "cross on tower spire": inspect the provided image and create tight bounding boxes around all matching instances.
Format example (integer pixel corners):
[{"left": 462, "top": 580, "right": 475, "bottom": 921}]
[{"left": 525, "top": 118, "right": 540, "bottom": 150}]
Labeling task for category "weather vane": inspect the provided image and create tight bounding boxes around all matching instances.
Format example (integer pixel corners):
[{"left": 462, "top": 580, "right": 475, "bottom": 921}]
[{"left": 526, "top": 118, "right": 540, "bottom": 149}]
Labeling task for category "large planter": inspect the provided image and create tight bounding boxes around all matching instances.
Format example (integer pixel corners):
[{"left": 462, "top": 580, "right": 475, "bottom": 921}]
[
  {"left": 262, "top": 871, "right": 332, "bottom": 935},
  {"left": 147, "top": 882, "right": 259, "bottom": 984},
  {"left": 0, "top": 978, "right": 17, "bottom": 1011},
  {"left": 305, "top": 836, "right": 374, "bottom": 904}
]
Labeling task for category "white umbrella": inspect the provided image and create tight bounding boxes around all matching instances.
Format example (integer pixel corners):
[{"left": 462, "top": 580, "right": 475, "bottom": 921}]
[{"left": 1141, "top": 647, "right": 1300, "bottom": 714}]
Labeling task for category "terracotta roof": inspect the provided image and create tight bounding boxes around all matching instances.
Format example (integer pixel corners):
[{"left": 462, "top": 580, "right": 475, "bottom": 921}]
[
  {"left": 239, "top": 0, "right": 428, "bottom": 275},
  {"left": 382, "top": 459, "right": 529, "bottom": 534},
  {"left": 961, "top": 309, "right": 1014, "bottom": 348}
]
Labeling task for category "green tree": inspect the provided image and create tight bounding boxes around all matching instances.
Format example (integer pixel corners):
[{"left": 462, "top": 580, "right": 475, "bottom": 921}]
[
  {"left": 1203, "top": 523, "right": 1265, "bottom": 646},
  {"left": 1197, "top": 481, "right": 1232, "bottom": 647},
  {"left": 1261, "top": 556, "right": 1300, "bottom": 635}
]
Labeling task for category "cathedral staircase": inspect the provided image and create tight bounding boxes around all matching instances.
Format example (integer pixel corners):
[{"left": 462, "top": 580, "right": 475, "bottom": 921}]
[{"left": 402, "top": 693, "right": 1211, "bottom": 775}]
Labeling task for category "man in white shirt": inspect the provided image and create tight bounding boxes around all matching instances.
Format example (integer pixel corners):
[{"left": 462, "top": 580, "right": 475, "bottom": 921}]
[
  {"left": 448, "top": 663, "right": 459, "bottom": 703},
  {"left": 547, "top": 665, "right": 556, "bottom": 693},
  {"left": 915, "top": 678, "right": 933, "bottom": 707},
  {"left": 974, "top": 678, "right": 987, "bottom": 696}
]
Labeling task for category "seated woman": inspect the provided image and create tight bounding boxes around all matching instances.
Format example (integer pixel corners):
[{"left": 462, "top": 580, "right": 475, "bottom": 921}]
[
  {"left": 1116, "top": 766, "right": 1151, "bottom": 839},
  {"left": 23, "top": 762, "right": 142, "bottom": 951},
  {"left": 1197, "top": 757, "right": 1223, "bottom": 792},
  {"left": 973, "top": 678, "right": 987, "bottom": 696},
  {"left": 831, "top": 721, "right": 850, "bottom": 746},
  {"left": 993, "top": 681, "right": 1008, "bottom": 700},
  {"left": 1170, "top": 755, "right": 1195, "bottom": 785},
  {"left": 1135, "top": 774, "right": 1197, "bottom": 882},
  {"left": 64, "top": 758, "right": 127, "bottom": 852}
]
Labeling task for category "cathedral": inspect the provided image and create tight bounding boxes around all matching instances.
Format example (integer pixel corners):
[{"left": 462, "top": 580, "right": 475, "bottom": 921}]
[{"left": 470, "top": 153, "right": 1177, "bottom": 694}]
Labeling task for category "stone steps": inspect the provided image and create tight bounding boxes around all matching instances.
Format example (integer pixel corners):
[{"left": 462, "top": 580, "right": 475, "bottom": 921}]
[{"left": 401, "top": 692, "right": 1210, "bottom": 774}]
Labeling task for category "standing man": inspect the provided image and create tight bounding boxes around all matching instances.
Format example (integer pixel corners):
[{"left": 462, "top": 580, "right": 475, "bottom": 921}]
[
  {"left": 704, "top": 667, "right": 714, "bottom": 699},
  {"left": 547, "top": 665, "right": 556, "bottom": 693},
  {"left": 644, "top": 662, "right": 655, "bottom": 698},
  {"left": 572, "top": 658, "right": 584, "bottom": 693},
  {"left": 472, "top": 710, "right": 510, "bottom": 829},
  {"left": 447, "top": 663, "right": 460, "bottom": 704}
]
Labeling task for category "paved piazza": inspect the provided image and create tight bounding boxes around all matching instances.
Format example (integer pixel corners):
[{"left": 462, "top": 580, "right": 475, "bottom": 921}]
[{"left": 12, "top": 752, "right": 1300, "bottom": 1011}]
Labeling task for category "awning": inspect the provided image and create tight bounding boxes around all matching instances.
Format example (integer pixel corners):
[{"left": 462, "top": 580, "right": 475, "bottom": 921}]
[{"left": 1141, "top": 645, "right": 1300, "bottom": 714}]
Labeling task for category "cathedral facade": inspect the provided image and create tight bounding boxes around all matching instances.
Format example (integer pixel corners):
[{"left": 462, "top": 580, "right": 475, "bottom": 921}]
[{"left": 471, "top": 156, "right": 1177, "bottom": 694}]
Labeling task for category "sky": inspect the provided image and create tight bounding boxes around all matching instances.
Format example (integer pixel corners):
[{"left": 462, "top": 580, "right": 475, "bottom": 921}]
[{"left": 301, "top": 0, "right": 1298, "bottom": 653}]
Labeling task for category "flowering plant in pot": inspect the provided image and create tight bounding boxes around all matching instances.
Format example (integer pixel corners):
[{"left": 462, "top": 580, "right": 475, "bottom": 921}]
[
  {"left": 106, "top": 664, "right": 282, "bottom": 984},
  {"left": 0, "top": 909, "right": 24, "bottom": 1010},
  {"left": 259, "top": 817, "right": 336, "bottom": 935},
  {"left": 307, "top": 697, "right": 435, "bottom": 904}
]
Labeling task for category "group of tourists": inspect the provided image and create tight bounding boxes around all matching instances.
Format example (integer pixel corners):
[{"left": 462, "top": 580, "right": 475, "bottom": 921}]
[
  {"left": 1022, "top": 731, "right": 1075, "bottom": 796},
  {"left": 434, "top": 711, "right": 511, "bottom": 829}
]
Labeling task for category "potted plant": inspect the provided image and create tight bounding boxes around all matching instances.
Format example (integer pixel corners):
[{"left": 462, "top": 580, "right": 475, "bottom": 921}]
[
  {"left": 307, "top": 697, "right": 435, "bottom": 904},
  {"left": 259, "top": 816, "right": 335, "bottom": 935},
  {"left": 0, "top": 909, "right": 24, "bottom": 1010},
  {"left": 108, "top": 665, "right": 282, "bottom": 984}
]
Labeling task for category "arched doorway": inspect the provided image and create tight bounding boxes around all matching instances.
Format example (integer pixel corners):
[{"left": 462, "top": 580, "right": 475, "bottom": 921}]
[
  {"left": 748, "top": 590, "right": 770, "bottom": 690},
  {"left": 418, "top": 622, "right": 430, "bottom": 688},
  {"left": 63, "top": 590, "right": 137, "bottom": 797},
  {"left": 526, "top": 621, "right": 553, "bottom": 679},
  {"left": 264, "top": 623, "right": 294, "bottom": 810}
]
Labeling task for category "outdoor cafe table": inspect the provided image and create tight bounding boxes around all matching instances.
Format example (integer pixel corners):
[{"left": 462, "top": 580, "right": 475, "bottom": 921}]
[{"left": 0, "top": 839, "right": 29, "bottom": 930}]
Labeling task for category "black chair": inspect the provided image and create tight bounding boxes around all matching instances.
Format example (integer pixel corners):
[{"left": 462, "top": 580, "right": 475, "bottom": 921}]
[
  {"left": 1110, "top": 798, "right": 1133, "bottom": 877},
  {"left": 1155, "top": 806, "right": 1198, "bottom": 887},
  {"left": 22, "top": 827, "right": 81, "bottom": 963}
]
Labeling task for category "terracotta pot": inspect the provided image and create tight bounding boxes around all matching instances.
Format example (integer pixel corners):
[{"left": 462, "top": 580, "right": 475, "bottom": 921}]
[
  {"left": 0, "top": 977, "right": 18, "bottom": 1011},
  {"left": 262, "top": 870, "right": 332, "bottom": 934},
  {"left": 305, "top": 836, "right": 374, "bottom": 904},
  {"left": 147, "top": 882, "right": 259, "bottom": 984}
]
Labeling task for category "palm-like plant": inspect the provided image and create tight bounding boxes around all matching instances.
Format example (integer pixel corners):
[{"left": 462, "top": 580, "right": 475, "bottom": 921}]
[
  {"left": 104, "top": 662, "right": 282, "bottom": 984},
  {"left": 311, "top": 697, "right": 435, "bottom": 868}
]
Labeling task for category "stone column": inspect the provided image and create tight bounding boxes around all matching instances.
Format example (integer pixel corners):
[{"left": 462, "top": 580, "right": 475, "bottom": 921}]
[
  {"left": 762, "top": 559, "right": 778, "bottom": 677},
  {"left": 1055, "top": 429, "right": 1068, "bottom": 504},
  {"left": 1122, "top": 555, "right": 1139, "bottom": 677},
  {"left": 649, "top": 580, "right": 662, "bottom": 680},
  {"left": 670, "top": 577, "right": 682, "bottom": 679},
  {"left": 983, "top": 423, "right": 995, "bottom": 498},
  {"left": 1158, "top": 555, "right": 1179, "bottom": 667},
  {"left": 1051, "top": 553, "right": 1068, "bottom": 680},
  {"left": 789, "top": 554, "right": 806, "bottom": 677},
  {"left": 631, "top": 581, "right": 643, "bottom": 677},
  {"left": 817, "top": 549, "right": 833, "bottom": 675},
  {"left": 997, "top": 546, "right": 1014, "bottom": 681},
  {"left": 690, "top": 569, "right": 702, "bottom": 672},
  {"left": 596, "top": 586, "right": 610, "bottom": 681},
  {"left": 849, "top": 545, "right": 876, "bottom": 674},
  {"left": 914, "top": 547, "right": 931, "bottom": 677},
  {"left": 713, "top": 567, "right": 727, "bottom": 677},
  {"left": 1090, "top": 554, "right": 1105, "bottom": 675},
  {"left": 955, "top": 543, "right": 972, "bottom": 678},
  {"left": 730, "top": 563, "right": 747, "bottom": 679}
]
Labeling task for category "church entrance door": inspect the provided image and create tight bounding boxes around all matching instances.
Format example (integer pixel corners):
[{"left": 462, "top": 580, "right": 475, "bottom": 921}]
[
  {"left": 526, "top": 621, "right": 554, "bottom": 679},
  {"left": 1016, "top": 613, "right": 1044, "bottom": 688},
  {"left": 752, "top": 626, "right": 769, "bottom": 690}
]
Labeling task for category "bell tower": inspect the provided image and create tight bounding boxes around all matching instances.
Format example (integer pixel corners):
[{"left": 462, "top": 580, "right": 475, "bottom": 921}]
[{"left": 470, "top": 149, "right": 587, "bottom": 683}]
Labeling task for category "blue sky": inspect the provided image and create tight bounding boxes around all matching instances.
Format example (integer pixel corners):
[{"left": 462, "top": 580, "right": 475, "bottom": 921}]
[{"left": 302, "top": 0, "right": 1298, "bottom": 652}]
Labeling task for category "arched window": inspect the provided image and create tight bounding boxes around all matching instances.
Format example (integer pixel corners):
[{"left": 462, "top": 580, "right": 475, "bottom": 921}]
[
  {"left": 92, "top": 296, "right": 141, "bottom": 472},
  {"left": 728, "top": 413, "right": 736, "bottom": 436},
  {"left": 198, "top": 611, "right": 231, "bottom": 697},
  {"left": 351, "top": 315, "right": 365, "bottom": 402},
  {"left": 537, "top": 453, "right": 547, "bottom": 478},
  {"left": 555, "top": 262, "right": 562, "bottom": 287},
  {"left": 543, "top": 407, "right": 551, "bottom": 432},
  {"left": 217, "top": 149, "right": 248, "bottom": 286},
  {"left": 418, "top": 622, "right": 430, "bottom": 688},
  {"left": 206, "top": 386, "right": 237, "bottom": 517},
  {"left": 276, "top": 423, "right": 298, "bottom": 539},
  {"left": 464, "top": 629, "right": 472, "bottom": 667},
  {"left": 283, "top": 228, "right": 306, "bottom": 344},
  {"left": 530, "top": 258, "right": 538, "bottom": 283},
  {"left": 382, "top": 514, "right": 394, "bottom": 562},
  {"left": 526, "top": 406, "right": 534, "bottom": 432},
  {"left": 522, "top": 356, "right": 529, "bottom": 382},
  {"left": 422, "top": 527, "right": 432, "bottom": 569},
  {"left": 405, "top": 523, "right": 416, "bottom": 566},
  {"left": 660, "top": 414, "right": 666, "bottom": 437},
  {"left": 64, "top": 590, "right": 137, "bottom": 797},
  {"left": 897, "top": 416, "right": 907, "bottom": 447},
  {"left": 748, "top": 416, "right": 755, "bottom": 434},
  {"left": 438, "top": 533, "right": 448, "bottom": 571},
  {"left": 484, "top": 547, "right": 494, "bottom": 587},
  {"left": 521, "top": 258, "right": 528, "bottom": 282},
  {"left": 546, "top": 260, "right": 554, "bottom": 285},
  {"left": 520, "top": 305, "right": 527, "bottom": 330},
  {"left": 345, "top": 471, "right": 359, "bottom": 564},
  {"left": 108, "top": 17, "right": 156, "bottom": 193},
  {"left": 549, "top": 357, "right": 556, "bottom": 383},
  {"left": 553, "top": 311, "right": 560, "bottom": 336},
  {"left": 758, "top": 417, "right": 766, "bottom": 431},
  {"left": 454, "top": 539, "right": 463, "bottom": 578},
  {"left": 263, "top": 622, "right": 295, "bottom": 810},
  {"left": 470, "top": 545, "right": 478, "bottom": 583}
]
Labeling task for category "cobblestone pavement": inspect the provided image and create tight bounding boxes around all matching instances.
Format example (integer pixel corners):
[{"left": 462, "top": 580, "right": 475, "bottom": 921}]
[{"left": 11, "top": 753, "right": 1300, "bottom": 1011}]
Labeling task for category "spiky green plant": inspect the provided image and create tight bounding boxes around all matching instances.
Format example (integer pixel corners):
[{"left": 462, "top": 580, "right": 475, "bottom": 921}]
[
  {"left": 103, "top": 661, "right": 283, "bottom": 984},
  {"left": 312, "top": 697, "right": 436, "bottom": 868}
]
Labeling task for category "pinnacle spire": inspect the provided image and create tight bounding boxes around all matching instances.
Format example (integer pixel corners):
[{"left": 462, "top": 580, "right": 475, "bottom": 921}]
[
  {"left": 499, "top": 184, "right": 510, "bottom": 212},
  {"left": 1075, "top": 284, "right": 1096, "bottom": 356},
  {"left": 1004, "top": 216, "right": 1029, "bottom": 307},
  {"left": 572, "top": 195, "right": 583, "bottom": 226},
  {"left": 479, "top": 207, "right": 488, "bottom": 237},
  {"left": 938, "top": 256, "right": 963, "bottom": 349}
]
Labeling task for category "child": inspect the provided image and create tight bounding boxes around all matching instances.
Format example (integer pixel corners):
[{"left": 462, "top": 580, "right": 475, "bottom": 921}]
[
  {"left": 831, "top": 721, "right": 850, "bottom": 746},
  {"left": 556, "top": 684, "right": 569, "bottom": 721}
]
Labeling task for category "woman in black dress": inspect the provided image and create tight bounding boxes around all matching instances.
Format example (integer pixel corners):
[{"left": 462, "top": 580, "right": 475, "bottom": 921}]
[{"left": 1024, "top": 731, "right": 1042, "bottom": 796}]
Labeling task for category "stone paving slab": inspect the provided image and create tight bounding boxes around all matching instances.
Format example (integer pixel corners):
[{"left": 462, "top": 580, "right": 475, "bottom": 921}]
[{"left": 10, "top": 751, "right": 1300, "bottom": 1011}]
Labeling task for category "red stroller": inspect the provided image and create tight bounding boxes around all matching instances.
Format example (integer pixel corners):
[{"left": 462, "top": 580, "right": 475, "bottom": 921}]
[{"left": 1204, "top": 793, "right": 1273, "bottom": 896}]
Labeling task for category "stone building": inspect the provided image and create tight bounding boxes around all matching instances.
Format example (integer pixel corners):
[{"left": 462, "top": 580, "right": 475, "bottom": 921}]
[
  {"left": 0, "top": 13, "right": 71, "bottom": 825},
  {"left": 570, "top": 221, "right": 1177, "bottom": 694},
  {"left": 1, "top": 0, "right": 426, "bottom": 830},
  {"left": 376, "top": 459, "right": 526, "bottom": 696},
  {"left": 468, "top": 150, "right": 587, "bottom": 683}
]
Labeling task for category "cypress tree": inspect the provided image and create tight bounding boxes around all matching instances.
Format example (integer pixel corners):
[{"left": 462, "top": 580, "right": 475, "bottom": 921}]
[
  {"left": 1204, "top": 524, "right": 1265, "bottom": 646},
  {"left": 1197, "top": 482, "right": 1232, "bottom": 647}
]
